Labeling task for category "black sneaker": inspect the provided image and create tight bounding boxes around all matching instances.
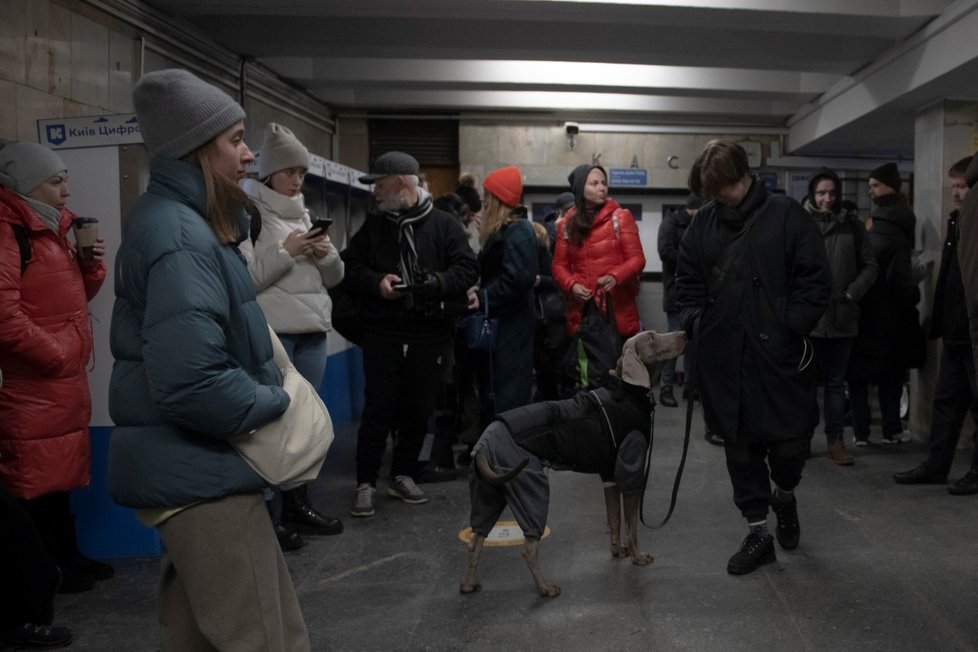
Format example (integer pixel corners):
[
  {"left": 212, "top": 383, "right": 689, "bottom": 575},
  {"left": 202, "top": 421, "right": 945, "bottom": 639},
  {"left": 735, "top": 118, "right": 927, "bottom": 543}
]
[
  {"left": 0, "top": 623, "right": 73, "bottom": 649},
  {"left": 771, "top": 495, "right": 800, "bottom": 550},
  {"left": 893, "top": 462, "right": 947, "bottom": 485},
  {"left": 726, "top": 532, "right": 776, "bottom": 575},
  {"left": 659, "top": 386, "right": 678, "bottom": 408},
  {"left": 948, "top": 469, "right": 978, "bottom": 496}
]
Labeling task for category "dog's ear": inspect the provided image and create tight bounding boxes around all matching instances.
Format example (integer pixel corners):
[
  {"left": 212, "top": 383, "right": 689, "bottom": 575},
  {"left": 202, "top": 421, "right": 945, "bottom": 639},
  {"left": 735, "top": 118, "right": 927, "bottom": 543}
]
[{"left": 620, "top": 332, "right": 653, "bottom": 388}]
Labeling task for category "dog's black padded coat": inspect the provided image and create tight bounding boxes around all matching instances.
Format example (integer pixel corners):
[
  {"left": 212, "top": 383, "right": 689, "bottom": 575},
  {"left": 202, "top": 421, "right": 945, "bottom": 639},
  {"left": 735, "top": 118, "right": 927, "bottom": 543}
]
[
  {"left": 498, "top": 376, "right": 652, "bottom": 483},
  {"left": 470, "top": 376, "right": 653, "bottom": 539}
]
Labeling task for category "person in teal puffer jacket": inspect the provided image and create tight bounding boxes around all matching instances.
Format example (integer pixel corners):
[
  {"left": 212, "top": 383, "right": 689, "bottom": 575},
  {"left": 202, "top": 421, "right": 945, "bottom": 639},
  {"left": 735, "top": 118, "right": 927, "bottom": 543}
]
[{"left": 108, "top": 69, "right": 309, "bottom": 651}]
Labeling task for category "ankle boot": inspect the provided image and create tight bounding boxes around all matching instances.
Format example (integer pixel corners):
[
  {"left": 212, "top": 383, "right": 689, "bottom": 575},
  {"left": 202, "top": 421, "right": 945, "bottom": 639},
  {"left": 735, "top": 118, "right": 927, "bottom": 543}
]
[
  {"left": 61, "top": 515, "right": 113, "bottom": 581},
  {"left": 281, "top": 485, "right": 343, "bottom": 536},
  {"left": 273, "top": 518, "right": 305, "bottom": 552},
  {"left": 57, "top": 564, "right": 96, "bottom": 593}
]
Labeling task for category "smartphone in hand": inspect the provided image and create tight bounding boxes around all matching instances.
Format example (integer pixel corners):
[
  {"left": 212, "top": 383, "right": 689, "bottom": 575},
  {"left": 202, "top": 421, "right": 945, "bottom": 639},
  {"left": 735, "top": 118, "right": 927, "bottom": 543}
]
[{"left": 310, "top": 218, "right": 333, "bottom": 234}]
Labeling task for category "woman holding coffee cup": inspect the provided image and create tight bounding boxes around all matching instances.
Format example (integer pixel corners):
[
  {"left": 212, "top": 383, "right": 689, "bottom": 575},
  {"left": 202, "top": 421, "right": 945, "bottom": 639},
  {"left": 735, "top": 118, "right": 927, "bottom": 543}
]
[
  {"left": 0, "top": 141, "right": 109, "bottom": 595},
  {"left": 239, "top": 122, "right": 345, "bottom": 549}
]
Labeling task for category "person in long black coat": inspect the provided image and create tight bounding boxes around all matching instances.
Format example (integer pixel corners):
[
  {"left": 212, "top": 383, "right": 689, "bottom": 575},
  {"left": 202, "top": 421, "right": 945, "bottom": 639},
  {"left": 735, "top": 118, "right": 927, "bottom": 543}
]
[
  {"left": 467, "top": 166, "right": 538, "bottom": 427},
  {"left": 847, "top": 162, "right": 921, "bottom": 445},
  {"left": 677, "top": 140, "right": 831, "bottom": 576},
  {"left": 657, "top": 194, "right": 703, "bottom": 408}
]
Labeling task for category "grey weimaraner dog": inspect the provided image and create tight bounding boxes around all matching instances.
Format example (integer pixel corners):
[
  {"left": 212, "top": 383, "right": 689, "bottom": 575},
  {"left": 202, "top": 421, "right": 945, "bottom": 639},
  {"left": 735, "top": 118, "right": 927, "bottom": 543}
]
[{"left": 461, "top": 330, "right": 686, "bottom": 597}]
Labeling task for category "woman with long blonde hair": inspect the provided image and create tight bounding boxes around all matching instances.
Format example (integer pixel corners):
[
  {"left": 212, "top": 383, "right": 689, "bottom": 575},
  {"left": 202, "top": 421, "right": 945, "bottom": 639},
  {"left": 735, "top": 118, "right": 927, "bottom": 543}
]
[{"left": 466, "top": 166, "right": 538, "bottom": 425}]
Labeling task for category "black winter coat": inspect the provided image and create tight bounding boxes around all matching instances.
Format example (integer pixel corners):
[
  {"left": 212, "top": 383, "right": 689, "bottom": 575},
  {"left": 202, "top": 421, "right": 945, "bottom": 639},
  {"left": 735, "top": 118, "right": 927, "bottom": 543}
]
[
  {"left": 930, "top": 210, "right": 970, "bottom": 345},
  {"left": 342, "top": 205, "right": 478, "bottom": 344},
  {"left": 477, "top": 218, "right": 538, "bottom": 421},
  {"left": 803, "top": 199, "right": 878, "bottom": 338},
  {"left": 677, "top": 178, "right": 831, "bottom": 442},
  {"left": 657, "top": 207, "right": 691, "bottom": 313},
  {"left": 848, "top": 197, "right": 921, "bottom": 383}
]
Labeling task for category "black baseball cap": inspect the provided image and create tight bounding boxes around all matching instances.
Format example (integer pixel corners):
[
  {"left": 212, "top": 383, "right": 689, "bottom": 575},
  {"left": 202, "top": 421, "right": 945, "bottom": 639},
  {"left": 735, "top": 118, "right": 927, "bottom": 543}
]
[{"left": 358, "top": 151, "right": 420, "bottom": 183}]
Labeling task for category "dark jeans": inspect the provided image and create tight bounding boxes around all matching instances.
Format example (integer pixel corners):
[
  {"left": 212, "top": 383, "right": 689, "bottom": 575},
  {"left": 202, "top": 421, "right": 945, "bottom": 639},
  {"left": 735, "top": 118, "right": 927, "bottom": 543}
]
[
  {"left": 812, "top": 336, "right": 853, "bottom": 443},
  {"left": 659, "top": 312, "right": 683, "bottom": 388},
  {"left": 849, "top": 381, "right": 904, "bottom": 440},
  {"left": 926, "top": 342, "right": 978, "bottom": 474},
  {"left": 356, "top": 337, "right": 445, "bottom": 485},
  {"left": 724, "top": 435, "right": 808, "bottom": 520},
  {"left": 0, "top": 488, "right": 60, "bottom": 631}
]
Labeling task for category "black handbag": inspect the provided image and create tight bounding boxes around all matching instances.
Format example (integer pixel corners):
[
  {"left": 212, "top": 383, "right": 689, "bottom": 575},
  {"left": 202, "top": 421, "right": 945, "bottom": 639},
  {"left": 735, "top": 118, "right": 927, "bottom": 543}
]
[
  {"left": 535, "top": 290, "right": 566, "bottom": 323},
  {"left": 327, "top": 278, "right": 362, "bottom": 345},
  {"left": 460, "top": 290, "right": 498, "bottom": 351},
  {"left": 575, "top": 292, "right": 623, "bottom": 389}
]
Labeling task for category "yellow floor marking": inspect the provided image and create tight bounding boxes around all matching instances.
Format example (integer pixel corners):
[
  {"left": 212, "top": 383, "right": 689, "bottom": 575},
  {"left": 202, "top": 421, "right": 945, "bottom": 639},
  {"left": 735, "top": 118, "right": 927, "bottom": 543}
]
[{"left": 458, "top": 521, "right": 551, "bottom": 547}]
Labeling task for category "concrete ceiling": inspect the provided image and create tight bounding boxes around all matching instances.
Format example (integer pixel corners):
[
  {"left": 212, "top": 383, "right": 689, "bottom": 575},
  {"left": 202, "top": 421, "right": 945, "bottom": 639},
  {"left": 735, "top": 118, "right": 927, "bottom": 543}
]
[{"left": 140, "top": 0, "right": 978, "bottom": 159}]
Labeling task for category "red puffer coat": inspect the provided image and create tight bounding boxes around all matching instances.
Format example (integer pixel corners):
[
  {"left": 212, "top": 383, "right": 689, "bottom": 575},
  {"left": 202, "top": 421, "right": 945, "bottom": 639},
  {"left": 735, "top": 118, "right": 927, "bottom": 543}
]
[
  {"left": 0, "top": 188, "right": 105, "bottom": 499},
  {"left": 552, "top": 199, "right": 646, "bottom": 335}
]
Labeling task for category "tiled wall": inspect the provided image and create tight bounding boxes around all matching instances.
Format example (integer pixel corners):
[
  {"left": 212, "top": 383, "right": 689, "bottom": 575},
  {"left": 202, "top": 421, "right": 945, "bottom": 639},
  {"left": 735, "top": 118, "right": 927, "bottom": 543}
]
[
  {"left": 0, "top": 0, "right": 136, "bottom": 143},
  {"left": 459, "top": 123, "right": 782, "bottom": 189}
]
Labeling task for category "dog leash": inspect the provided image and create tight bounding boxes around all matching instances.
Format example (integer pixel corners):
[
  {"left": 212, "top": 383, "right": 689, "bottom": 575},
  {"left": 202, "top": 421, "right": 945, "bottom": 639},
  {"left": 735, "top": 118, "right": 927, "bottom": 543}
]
[
  {"left": 637, "top": 397, "right": 691, "bottom": 529},
  {"left": 637, "top": 321, "right": 697, "bottom": 529}
]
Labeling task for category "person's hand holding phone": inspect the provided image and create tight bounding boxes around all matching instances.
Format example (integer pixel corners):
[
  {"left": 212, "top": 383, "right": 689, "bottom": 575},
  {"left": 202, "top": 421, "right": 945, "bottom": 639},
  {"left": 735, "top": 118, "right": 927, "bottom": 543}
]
[
  {"left": 309, "top": 233, "right": 332, "bottom": 259},
  {"left": 282, "top": 229, "right": 309, "bottom": 257},
  {"left": 380, "top": 274, "right": 405, "bottom": 300}
]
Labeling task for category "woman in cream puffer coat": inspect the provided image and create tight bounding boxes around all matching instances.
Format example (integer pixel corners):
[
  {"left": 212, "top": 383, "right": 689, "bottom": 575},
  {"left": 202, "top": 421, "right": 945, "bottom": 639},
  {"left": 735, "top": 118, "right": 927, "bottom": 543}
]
[
  {"left": 238, "top": 123, "right": 345, "bottom": 544},
  {"left": 239, "top": 124, "right": 344, "bottom": 380}
]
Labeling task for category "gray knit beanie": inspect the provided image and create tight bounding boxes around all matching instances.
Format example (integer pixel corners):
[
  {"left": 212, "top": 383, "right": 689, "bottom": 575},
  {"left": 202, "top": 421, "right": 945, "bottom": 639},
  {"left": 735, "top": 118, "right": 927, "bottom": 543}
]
[
  {"left": 0, "top": 142, "right": 67, "bottom": 194},
  {"left": 257, "top": 123, "right": 309, "bottom": 179},
  {"left": 132, "top": 69, "right": 246, "bottom": 159}
]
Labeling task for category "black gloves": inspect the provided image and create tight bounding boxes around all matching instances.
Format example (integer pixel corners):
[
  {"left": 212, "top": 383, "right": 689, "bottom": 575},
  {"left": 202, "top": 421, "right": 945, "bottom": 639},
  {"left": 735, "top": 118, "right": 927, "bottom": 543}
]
[{"left": 411, "top": 273, "right": 441, "bottom": 299}]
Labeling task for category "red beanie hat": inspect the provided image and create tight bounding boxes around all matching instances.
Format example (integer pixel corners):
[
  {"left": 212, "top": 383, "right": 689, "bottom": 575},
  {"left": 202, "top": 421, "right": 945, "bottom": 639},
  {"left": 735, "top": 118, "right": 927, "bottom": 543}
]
[{"left": 483, "top": 166, "right": 523, "bottom": 207}]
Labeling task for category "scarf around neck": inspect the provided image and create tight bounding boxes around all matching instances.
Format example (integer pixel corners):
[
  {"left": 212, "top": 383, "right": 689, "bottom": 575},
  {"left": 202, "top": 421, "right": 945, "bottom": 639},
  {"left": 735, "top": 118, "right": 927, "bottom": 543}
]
[
  {"left": 386, "top": 188, "right": 434, "bottom": 284},
  {"left": 16, "top": 192, "right": 62, "bottom": 232}
]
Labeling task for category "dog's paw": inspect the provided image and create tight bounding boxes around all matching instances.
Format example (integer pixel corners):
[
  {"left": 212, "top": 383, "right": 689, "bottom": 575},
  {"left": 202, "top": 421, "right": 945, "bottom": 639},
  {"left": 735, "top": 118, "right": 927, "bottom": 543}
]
[
  {"left": 611, "top": 542, "right": 629, "bottom": 559},
  {"left": 459, "top": 581, "right": 482, "bottom": 594},
  {"left": 630, "top": 552, "right": 654, "bottom": 566},
  {"left": 536, "top": 583, "right": 561, "bottom": 598}
]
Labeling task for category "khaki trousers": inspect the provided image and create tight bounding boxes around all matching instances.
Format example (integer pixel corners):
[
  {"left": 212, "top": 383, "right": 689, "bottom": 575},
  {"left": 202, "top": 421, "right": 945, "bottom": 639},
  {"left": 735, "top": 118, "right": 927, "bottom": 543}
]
[{"left": 157, "top": 493, "right": 310, "bottom": 652}]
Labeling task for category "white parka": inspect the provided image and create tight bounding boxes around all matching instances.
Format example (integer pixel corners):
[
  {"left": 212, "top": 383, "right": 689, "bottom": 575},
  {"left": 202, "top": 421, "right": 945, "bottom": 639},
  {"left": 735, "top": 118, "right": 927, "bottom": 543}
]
[{"left": 239, "top": 178, "right": 344, "bottom": 334}]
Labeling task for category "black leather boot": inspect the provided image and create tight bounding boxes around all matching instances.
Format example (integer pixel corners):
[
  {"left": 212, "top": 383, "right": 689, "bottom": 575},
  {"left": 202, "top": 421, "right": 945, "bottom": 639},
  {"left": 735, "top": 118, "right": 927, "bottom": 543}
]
[
  {"left": 57, "top": 564, "right": 96, "bottom": 593},
  {"left": 281, "top": 485, "right": 343, "bottom": 536},
  {"left": 273, "top": 518, "right": 305, "bottom": 552},
  {"left": 62, "top": 516, "right": 113, "bottom": 581}
]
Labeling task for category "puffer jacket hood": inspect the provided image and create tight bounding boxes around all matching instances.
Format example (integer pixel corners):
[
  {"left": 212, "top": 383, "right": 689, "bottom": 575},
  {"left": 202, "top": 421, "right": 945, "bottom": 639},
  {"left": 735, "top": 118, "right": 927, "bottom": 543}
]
[{"left": 805, "top": 166, "right": 842, "bottom": 214}]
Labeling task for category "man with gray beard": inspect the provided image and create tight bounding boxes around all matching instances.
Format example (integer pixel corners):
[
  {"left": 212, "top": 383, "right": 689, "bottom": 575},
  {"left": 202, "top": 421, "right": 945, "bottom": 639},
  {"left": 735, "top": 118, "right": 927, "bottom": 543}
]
[{"left": 342, "top": 152, "right": 478, "bottom": 517}]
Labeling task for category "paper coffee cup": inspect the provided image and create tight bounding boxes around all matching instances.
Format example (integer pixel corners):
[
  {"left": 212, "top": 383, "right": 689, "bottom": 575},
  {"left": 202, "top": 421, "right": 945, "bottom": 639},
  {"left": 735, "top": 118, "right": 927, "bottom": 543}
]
[{"left": 73, "top": 217, "right": 99, "bottom": 260}]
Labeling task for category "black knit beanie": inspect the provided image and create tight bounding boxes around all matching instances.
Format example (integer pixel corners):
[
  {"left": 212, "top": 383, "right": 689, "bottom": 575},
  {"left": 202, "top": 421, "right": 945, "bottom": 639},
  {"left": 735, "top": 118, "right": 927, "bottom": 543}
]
[{"left": 869, "top": 162, "right": 901, "bottom": 193}]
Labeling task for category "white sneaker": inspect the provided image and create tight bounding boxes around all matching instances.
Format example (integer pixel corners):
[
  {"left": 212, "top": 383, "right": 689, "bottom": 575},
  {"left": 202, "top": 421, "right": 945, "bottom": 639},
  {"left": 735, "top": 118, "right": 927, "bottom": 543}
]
[
  {"left": 388, "top": 475, "right": 428, "bottom": 504},
  {"left": 350, "top": 483, "right": 376, "bottom": 517}
]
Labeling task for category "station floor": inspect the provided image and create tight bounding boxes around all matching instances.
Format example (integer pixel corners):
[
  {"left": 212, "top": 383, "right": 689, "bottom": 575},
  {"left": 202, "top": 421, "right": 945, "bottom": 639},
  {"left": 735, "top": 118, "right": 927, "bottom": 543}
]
[{"left": 55, "top": 398, "right": 978, "bottom": 652}]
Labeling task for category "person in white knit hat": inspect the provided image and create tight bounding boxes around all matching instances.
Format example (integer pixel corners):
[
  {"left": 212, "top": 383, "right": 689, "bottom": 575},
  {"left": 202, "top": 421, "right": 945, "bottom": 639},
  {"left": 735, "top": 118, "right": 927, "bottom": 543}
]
[
  {"left": 107, "top": 69, "right": 310, "bottom": 651},
  {"left": 239, "top": 122, "right": 344, "bottom": 550}
]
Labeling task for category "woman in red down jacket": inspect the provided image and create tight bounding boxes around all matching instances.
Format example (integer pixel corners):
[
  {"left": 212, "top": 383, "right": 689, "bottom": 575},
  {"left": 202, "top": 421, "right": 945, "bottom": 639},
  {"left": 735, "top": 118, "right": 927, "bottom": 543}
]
[
  {"left": 0, "top": 141, "right": 108, "bottom": 593},
  {"left": 552, "top": 164, "right": 646, "bottom": 338}
]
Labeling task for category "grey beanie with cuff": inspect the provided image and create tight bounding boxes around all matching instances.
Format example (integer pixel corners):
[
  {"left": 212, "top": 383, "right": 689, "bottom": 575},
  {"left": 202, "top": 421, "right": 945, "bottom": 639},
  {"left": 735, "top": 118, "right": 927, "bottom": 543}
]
[
  {"left": 132, "top": 69, "right": 246, "bottom": 159},
  {"left": 0, "top": 142, "right": 67, "bottom": 194},
  {"left": 257, "top": 123, "right": 309, "bottom": 179}
]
